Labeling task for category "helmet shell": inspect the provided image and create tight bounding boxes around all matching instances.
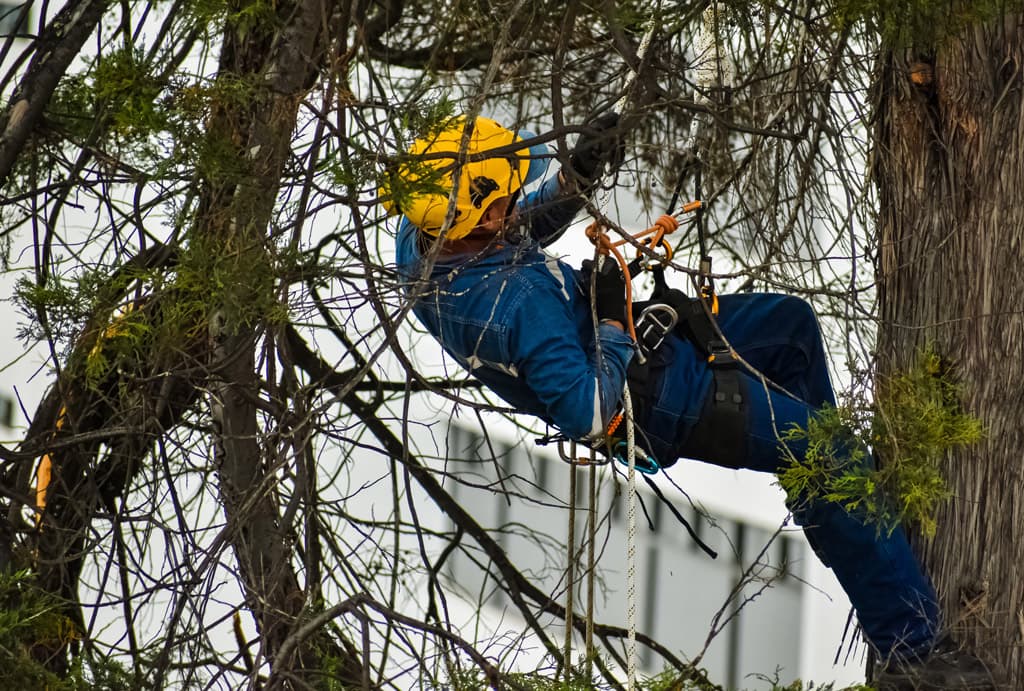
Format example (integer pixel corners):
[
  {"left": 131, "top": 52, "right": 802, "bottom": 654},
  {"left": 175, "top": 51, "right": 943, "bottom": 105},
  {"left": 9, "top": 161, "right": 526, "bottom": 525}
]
[{"left": 384, "top": 117, "right": 545, "bottom": 241}]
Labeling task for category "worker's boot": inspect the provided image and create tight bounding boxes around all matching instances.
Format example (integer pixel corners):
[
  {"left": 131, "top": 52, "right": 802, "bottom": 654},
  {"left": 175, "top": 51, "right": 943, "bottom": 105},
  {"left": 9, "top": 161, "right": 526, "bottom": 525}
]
[{"left": 874, "top": 636, "right": 997, "bottom": 690}]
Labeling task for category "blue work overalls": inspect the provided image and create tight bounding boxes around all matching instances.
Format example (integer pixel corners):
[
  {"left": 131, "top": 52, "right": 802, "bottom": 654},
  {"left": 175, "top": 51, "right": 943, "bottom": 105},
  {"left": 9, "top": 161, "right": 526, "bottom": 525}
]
[
  {"left": 653, "top": 292, "right": 940, "bottom": 657},
  {"left": 395, "top": 182, "right": 940, "bottom": 659}
]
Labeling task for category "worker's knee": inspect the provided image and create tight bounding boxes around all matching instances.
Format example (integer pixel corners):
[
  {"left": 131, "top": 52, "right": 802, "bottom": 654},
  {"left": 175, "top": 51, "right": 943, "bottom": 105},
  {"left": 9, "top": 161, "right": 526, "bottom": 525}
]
[{"left": 773, "top": 295, "right": 824, "bottom": 345}]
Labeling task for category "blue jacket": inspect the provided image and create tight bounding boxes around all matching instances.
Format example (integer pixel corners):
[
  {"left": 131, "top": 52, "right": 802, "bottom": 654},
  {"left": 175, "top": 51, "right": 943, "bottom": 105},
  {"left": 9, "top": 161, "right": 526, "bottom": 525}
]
[
  {"left": 395, "top": 177, "right": 713, "bottom": 462},
  {"left": 395, "top": 177, "right": 636, "bottom": 440}
]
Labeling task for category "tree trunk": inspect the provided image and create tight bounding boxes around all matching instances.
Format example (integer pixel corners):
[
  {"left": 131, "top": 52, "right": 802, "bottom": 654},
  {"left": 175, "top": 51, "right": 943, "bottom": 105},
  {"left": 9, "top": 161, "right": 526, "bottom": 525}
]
[
  {"left": 874, "top": 11, "right": 1024, "bottom": 686},
  {"left": 194, "top": 0, "right": 366, "bottom": 683}
]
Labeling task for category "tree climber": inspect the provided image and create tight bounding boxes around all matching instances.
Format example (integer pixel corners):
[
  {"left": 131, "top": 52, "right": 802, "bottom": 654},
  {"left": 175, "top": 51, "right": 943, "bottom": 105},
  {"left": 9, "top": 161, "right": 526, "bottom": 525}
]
[{"left": 382, "top": 114, "right": 995, "bottom": 691}]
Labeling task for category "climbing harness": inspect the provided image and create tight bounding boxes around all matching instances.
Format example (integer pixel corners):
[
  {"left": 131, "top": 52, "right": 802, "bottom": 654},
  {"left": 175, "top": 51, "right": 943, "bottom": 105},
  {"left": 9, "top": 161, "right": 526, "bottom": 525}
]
[{"left": 556, "top": 6, "right": 742, "bottom": 687}]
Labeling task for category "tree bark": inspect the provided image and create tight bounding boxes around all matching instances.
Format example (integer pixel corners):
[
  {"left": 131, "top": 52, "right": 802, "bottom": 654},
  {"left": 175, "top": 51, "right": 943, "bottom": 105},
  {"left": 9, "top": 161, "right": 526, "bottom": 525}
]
[{"left": 874, "top": 11, "right": 1024, "bottom": 686}]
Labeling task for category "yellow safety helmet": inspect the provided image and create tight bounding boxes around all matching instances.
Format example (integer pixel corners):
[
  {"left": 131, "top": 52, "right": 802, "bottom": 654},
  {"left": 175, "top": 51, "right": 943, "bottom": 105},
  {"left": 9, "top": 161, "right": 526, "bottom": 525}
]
[{"left": 381, "top": 116, "right": 548, "bottom": 241}]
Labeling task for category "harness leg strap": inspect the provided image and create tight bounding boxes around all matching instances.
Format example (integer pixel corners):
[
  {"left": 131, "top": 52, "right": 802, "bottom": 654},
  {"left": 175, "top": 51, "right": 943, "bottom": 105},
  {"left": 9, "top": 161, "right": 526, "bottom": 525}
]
[{"left": 677, "top": 368, "right": 748, "bottom": 469}]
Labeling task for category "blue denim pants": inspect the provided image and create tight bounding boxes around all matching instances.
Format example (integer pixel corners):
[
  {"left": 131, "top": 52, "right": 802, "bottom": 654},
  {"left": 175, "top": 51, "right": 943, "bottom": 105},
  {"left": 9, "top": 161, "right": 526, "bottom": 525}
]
[{"left": 673, "top": 293, "right": 939, "bottom": 657}]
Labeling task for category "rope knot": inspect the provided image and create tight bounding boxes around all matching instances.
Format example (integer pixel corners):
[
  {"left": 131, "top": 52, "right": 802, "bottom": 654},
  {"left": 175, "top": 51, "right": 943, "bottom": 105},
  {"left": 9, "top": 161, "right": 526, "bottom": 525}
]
[
  {"left": 652, "top": 214, "right": 679, "bottom": 235},
  {"left": 584, "top": 221, "right": 612, "bottom": 254}
]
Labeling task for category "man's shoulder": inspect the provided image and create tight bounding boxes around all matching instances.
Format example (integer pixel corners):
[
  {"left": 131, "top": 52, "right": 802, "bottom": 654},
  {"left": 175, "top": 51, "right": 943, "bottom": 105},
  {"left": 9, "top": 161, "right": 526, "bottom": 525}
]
[{"left": 515, "top": 248, "right": 578, "bottom": 296}]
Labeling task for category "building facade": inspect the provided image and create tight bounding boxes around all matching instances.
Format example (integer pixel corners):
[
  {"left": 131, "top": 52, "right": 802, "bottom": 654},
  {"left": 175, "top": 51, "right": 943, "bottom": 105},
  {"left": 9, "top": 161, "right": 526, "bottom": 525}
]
[{"left": 444, "top": 423, "right": 811, "bottom": 689}]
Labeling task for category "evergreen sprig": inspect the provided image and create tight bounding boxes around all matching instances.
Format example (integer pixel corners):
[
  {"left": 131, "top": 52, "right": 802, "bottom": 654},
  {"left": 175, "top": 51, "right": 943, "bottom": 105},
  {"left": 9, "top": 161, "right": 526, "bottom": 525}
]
[{"left": 779, "top": 348, "right": 983, "bottom": 536}]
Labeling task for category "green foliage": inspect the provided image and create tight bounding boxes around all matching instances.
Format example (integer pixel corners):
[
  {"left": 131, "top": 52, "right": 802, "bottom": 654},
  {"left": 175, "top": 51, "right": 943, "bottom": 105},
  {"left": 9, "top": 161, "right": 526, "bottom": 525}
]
[
  {"left": 779, "top": 348, "right": 983, "bottom": 536},
  {"left": 766, "top": 681, "right": 874, "bottom": 691},
  {"left": 744, "top": 668, "right": 876, "bottom": 690},
  {"left": 224, "top": 0, "right": 280, "bottom": 34},
  {"left": 401, "top": 99, "right": 457, "bottom": 143},
  {"left": 15, "top": 238, "right": 289, "bottom": 383},
  {"left": 640, "top": 667, "right": 873, "bottom": 690},
  {"left": 14, "top": 267, "right": 124, "bottom": 350},
  {"left": 46, "top": 46, "right": 174, "bottom": 163},
  {"left": 829, "top": 0, "right": 1021, "bottom": 47},
  {"left": 92, "top": 48, "right": 167, "bottom": 143},
  {"left": 180, "top": 0, "right": 232, "bottom": 29},
  {"left": 47, "top": 73, "right": 96, "bottom": 140},
  {"left": 174, "top": 74, "right": 262, "bottom": 182},
  {"left": 176, "top": 233, "right": 291, "bottom": 333},
  {"left": 375, "top": 99, "right": 459, "bottom": 216},
  {"left": 0, "top": 570, "right": 133, "bottom": 690},
  {"left": 433, "top": 660, "right": 871, "bottom": 690},
  {"left": 82, "top": 304, "right": 154, "bottom": 386},
  {"left": 323, "top": 148, "right": 381, "bottom": 195},
  {"left": 15, "top": 275, "right": 86, "bottom": 341},
  {"left": 44, "top": 47, "right": 198, "bottom": 170},
  {"left": 14, "top": 261, "right": 162, "bottom": 358},
  {"left": 45, "top": 43, "right": 264, "bottom": 177}
]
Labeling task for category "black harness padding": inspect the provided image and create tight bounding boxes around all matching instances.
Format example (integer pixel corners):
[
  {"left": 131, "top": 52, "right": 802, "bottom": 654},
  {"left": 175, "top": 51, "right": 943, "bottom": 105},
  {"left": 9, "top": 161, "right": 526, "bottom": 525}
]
[
  {"left": 676, "top": 371, "right": 749, "bottom": 469},
  {"left": 625, "top": 355, "right": 652, "bottom": 427},
  {"left": 632, "top": 274, "right": 750, "bottom": 467}
]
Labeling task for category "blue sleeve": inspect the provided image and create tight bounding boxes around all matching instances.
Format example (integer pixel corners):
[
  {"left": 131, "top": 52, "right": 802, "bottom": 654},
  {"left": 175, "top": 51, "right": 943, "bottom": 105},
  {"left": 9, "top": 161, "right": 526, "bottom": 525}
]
[
  {"left": 394, "top": 217, "right": 421, "bottom": 281},
  {"left": 519, "top": 175, "right": 586, "bottom": 247},
  {"left": 508, "top": 278, "right": 634, "bottom": 440}
]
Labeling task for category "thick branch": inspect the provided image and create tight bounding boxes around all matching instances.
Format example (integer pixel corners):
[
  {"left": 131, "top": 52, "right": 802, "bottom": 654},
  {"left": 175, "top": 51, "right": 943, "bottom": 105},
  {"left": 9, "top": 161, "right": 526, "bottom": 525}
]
[{"left": 0, "top": 0, "right": 111, "bottom": 185}]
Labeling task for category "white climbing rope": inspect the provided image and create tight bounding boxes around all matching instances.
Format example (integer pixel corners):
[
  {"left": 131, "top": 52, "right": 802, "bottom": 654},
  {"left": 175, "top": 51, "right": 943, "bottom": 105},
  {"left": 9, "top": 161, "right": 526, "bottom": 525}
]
[
  {"left": 585, "top": 458, "right": 598, "bottom": 680},
  {"left": 564, "top": 461, "right": 577, "bottom": 682},
  {"left": 610, "top": 6, "right": 662, "bottom": 687},
  {"left": 614, "top": 2, "right": 662, "bottom": 116},
  {"left": 622, "top": 385, "right": 639, "bottom": 691}
]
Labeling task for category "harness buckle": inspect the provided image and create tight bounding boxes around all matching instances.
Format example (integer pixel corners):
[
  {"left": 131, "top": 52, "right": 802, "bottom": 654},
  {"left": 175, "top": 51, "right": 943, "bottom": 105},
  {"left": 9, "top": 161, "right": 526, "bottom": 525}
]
[
  {"left": 635, "top": 303, "right": 679, "bottom": 355},
  {"left": 707, "top": 340, "right": 738, "bottom": 367}
]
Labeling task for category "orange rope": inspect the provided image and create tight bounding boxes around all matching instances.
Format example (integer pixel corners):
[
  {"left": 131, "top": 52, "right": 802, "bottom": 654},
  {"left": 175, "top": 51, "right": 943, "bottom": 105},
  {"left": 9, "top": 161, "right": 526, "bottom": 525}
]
[
  {"left": 585, "top": 221, "right": 639, "bottom": 342},
  {"left": 584, "top": 206, "right": 699, "bottom": 343},
  {"left": 609, "top": 213, "right": 681, "bottom": 250}
]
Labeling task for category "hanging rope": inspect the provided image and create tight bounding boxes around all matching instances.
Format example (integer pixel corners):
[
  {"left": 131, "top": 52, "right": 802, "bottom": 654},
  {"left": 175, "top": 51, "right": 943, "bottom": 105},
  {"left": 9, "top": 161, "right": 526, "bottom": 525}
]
[
  {"left": 572, "top": 4, "right": 738, "bottom": 687},
  {"left": 622, "top": 385, "right": 639, "bottom": 691},
  {"left": 563, "top": 460, "right": 577, "bottom": 683},
  {"left": 686, "top": 3, "right": 735, "bottom": 310},
  {"left": 583, "top": 205, "right": 700, "bottom": 691},
  {"left": 585, "top": 456, "right": 598, "bottom": 678},
  {"left": 559, "top": 446, "right": 602, "bottom": 686}
]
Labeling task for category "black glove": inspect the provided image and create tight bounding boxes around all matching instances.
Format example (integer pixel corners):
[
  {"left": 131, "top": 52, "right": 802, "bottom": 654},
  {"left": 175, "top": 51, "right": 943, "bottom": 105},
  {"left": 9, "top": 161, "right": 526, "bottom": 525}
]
[
  {"left": 568, "top": 112, "right": 626, "bottom": 189},
  {"left": 581, "top": 257, "right": 628, "bottom": 325}
]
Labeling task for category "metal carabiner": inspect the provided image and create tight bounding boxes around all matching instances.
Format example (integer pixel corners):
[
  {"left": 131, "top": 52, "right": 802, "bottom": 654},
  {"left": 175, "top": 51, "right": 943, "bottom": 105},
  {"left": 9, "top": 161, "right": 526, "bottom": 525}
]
[
  {"left": 635, "top": 302, "right": 679, "bottom": 355},
  {"left": 612, "top": 440, "right": 661, "bottom": 475},
  {"left": 557, "top": 439, "right": 608, "bottom": 467}
]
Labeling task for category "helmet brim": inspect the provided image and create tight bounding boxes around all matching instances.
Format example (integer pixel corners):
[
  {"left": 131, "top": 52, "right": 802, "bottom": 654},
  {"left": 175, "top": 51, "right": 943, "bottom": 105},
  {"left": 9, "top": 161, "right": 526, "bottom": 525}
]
[{"left": 515, "top": 130, "right": 549, "bottom": 186}]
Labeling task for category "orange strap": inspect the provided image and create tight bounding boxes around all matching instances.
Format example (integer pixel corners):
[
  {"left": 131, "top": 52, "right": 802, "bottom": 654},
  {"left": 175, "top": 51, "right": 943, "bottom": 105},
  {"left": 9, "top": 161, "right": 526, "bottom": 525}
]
[{"left": 35, "top": 405, "right": 66, "bottom": 521}]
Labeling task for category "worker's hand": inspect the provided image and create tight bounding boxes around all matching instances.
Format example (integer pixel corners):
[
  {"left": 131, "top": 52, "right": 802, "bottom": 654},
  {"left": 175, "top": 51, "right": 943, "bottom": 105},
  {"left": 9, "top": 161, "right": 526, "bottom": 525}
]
[
  {"left": 581, "top": 257, "right": 628, "bottom": 326},
  {"left": 568, "top": 112, "right": 625, "bottom": 189}
]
